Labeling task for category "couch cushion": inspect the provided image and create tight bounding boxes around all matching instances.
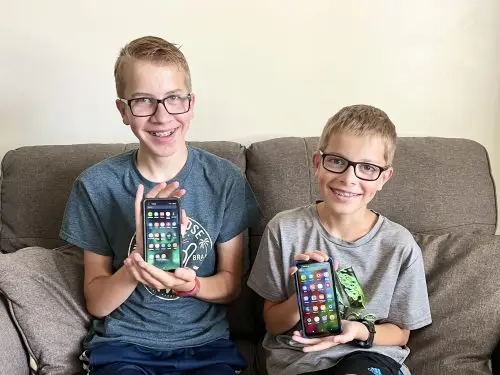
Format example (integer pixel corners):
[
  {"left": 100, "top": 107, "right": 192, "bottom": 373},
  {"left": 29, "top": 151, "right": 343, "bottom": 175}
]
[
  {"left": 0, "top": 245, "right": 90, "bottom": 375},
  {"left": 406, "top": 233, "right": 500, "bottom": 374},
  {"left": 0, "top": 140, "right": 257, "bottom": 341},
  {"left": 0, "top": 141, "right": 246, "bottom": 253},
  {"left": 0, "top": 144, "right": 127, "bottom": 253},
  {"left": 0, "top": 293, "right": 29, "bottom": 375},
  {"left": 246, "top": 137, "right": 497, "bottom": 239}
]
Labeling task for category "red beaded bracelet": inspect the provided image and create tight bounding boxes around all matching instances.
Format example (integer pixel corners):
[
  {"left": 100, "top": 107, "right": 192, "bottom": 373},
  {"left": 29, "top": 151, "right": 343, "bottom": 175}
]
[{"left": 174, "top": 277, "right": 200, "bottom": 297}]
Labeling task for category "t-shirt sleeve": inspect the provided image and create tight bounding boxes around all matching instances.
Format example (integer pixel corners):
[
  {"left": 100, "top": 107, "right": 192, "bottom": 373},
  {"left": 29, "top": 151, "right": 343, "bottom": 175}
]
[
  {"left": 247, "top": 223, "right": 288, "bottom": 302},
  {"left": 216, "top": 170, "right": 261, "bottom": 243},
  {"left": 59, "top": 177, "right": 112, "bottom": 256},
  {"left": 386, "top": 241, "right": 432, "bottom": 330}
]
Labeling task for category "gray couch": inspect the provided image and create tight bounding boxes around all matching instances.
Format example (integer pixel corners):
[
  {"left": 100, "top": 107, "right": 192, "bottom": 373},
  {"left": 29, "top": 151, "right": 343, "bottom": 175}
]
[{"left": 1, "top": 137, "right": 499, "bottom": 375}]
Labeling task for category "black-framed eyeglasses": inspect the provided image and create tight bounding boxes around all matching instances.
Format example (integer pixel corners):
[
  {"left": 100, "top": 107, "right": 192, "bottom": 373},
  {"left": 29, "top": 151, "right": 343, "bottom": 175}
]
[
  {"left": 119, "top": 94, "right": 192, "bottom": 117},
  {"left": 319, "top": 151, "right": 390, "bottom": 181}
]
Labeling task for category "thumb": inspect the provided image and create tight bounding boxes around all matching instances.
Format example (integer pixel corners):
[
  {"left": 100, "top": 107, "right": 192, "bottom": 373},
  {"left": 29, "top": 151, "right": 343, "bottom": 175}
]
[
  {"left": 174, "top": 267, "right": 196, "bottom": 282},
  {"left": 180, "top": 209, "right": 189, "bottom": 237},
  {"left": 333, "top": 259, "right": 339, "bottom": 271}
]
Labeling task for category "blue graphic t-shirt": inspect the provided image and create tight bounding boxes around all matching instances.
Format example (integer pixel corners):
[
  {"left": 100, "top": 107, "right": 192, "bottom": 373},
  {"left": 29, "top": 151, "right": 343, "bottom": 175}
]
[{"left": 60, "top": 145, "right": 260, "bottom": 350}]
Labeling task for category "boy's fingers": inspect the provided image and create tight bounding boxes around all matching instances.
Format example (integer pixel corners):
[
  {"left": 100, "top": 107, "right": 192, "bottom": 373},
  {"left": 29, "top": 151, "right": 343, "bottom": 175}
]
[
  {"left": 132, "top": 260, "right": 168, "bottom": 289},
  {"left": 289, "top": 266, "right": 298, "bottom": 275},
  {"left": 302, "top": 340, "right": 334, "bottom": 353},
  {"left": 295, "top": 254, "right": 310, "bottom": 261},
  {"left": 181, "top": 209, "right": 188, "bottom": 224},
  {"left": 310, "top": 251, "right": 328, "bottom": 262},
  {"left": 145, "top": 182, "right": 167, "bottom": 198},
  {"left": 134, "top": 185, "right": 145, "bottom": 235},
  {"left": 295, "top": 251, "right": 328, "bottom": 263},
  {"left": 137, "top": 261, "right": 185, "bottom": 288},
  {"left": 170, "top": 189, "right": 186, "bottom": 199},
  {"left": 130, "top": 251, "right": 144, "bottom": 261},
  {"left": 291, "top": 333, "right": 321, "bottom": 345},
  {"left": 134, "top": 184, "right": 145, "bottom": 252},
  {"left": 306, "top": 254, "right": 326, "bottom": 263},
  {"left": 174, "top": 267, "right": 196, "bottom": 282},
  {"left": 157, "top": 182, "right": 181, "bottom": 198},
  {"left": 137, "top": 268, "right": 164, "bottom": 290},
  {"left": 333, "top": 335, "right": 350, "bottom": 345},
  {"left": 180, "top": 209, "right": 189, "bottom": 236},
  {"left": 333, "top": 259, "right": 339, "bottom": 271}
]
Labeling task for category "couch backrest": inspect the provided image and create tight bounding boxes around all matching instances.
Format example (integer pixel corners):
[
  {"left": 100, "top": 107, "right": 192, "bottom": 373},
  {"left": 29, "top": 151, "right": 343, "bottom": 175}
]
[
  {"left": 0, "top": 137, "right": 497, "bottom": 252},
  {"left": 0, "top": 141, "right": 245, "bottom": 253},
  {"left": 0, "top": 136, "right": 497, "bottom": 341},
  {"left": 245, "top": 136, "right": 497, "bottom": 259},
  {"left": 1, "top": 137, "right": 496, "bottom": 253}
]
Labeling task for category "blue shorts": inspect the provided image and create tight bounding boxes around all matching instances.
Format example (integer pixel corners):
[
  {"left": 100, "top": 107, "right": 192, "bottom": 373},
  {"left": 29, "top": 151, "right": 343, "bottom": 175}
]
[
  {"left": 82, "top": 339, "right": 247, "bottom": 375},
  {"left": 302, "top": 351, "right": 404, "bottom": 375}
]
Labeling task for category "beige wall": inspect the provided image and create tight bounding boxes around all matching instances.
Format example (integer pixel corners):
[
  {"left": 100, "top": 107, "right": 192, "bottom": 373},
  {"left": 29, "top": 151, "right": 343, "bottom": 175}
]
[{"left": 1, "top": 1, "right": 499, "bottom": 228}]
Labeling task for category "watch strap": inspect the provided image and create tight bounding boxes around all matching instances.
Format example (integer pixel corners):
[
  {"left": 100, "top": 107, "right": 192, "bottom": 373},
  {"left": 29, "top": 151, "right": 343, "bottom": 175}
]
[{"left": 351, "top": 318, "right": 376, "bottom": 348}]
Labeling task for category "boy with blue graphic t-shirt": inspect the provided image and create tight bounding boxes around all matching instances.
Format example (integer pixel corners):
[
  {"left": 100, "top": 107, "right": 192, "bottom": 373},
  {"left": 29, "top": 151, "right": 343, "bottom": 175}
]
[
  {"left": 60, "top": 36, "right": 260, "bottom": 375},
  {"left": 248, "top": 105, "right": 431, "bottom": 375}
]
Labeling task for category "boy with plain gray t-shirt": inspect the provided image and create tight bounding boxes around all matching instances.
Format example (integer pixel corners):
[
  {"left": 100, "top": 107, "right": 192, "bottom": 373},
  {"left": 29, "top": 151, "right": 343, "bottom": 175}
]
[{"left": 248, "top": 105, "right": 431, "bottom": 375}]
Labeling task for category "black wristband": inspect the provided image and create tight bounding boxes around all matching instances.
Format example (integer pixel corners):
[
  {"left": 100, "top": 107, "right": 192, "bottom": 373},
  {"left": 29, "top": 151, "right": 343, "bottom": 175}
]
[{"left": 351, "top": 318, "right": 376, "bottom": 348}]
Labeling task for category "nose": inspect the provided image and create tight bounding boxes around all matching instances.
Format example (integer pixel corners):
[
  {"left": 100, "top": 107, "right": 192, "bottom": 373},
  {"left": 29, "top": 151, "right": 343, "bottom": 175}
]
[
  {"left": 340, "top": 165, "right": 358, "bottom": 185},
  {"left": 151, "top": 102, "right": 174, "bottom": 122}
]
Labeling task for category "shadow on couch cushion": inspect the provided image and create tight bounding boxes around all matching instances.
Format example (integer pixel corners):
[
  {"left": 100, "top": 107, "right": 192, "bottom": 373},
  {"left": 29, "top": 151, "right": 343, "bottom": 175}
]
[
  {"left": 0, "top": 245, "right": 90, "bottom": 374},
  {"left": 0, "top": 293, "right": 29, "bottom": 375},
  {"left": 407, "top": 233, "right": 500, "bottom": 374}
]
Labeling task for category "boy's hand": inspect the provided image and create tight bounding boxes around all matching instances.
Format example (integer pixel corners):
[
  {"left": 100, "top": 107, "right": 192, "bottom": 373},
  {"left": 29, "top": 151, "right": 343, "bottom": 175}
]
[
  {"left": 127, "top": 253, "right": 196, "bottom": 292},
  {"left": 287, "top": 250, "right": 341, "bottom": 349},
  {"left": 288, "top": 251, "right": 338, "bottom": 275},
  {"left": 291, "top": 320, "right": 365, "bottom": 352},
  {"left": 132, "top": 182, "right": 187, "bottom": 258},
  {"left": 123, "top": 182, "right": 194, "bottom": 291}
]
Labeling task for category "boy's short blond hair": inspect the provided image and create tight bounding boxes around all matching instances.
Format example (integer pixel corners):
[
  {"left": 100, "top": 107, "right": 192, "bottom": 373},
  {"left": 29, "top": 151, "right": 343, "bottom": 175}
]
[
  {"left": 318, "top": 104, "right": 397, "bottom": 164},
  {"left": 114, "top": 36, "right": 192, "bottom": 98}
]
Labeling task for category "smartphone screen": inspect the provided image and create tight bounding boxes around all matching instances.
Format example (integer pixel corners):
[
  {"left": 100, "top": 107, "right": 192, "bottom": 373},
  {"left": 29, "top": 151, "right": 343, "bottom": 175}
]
[
  {"left": 143, "top": 198, "right": 182, "bottom": 271},
  {"left": 295, "top": 260, "right": 342, "bottom": 337}
]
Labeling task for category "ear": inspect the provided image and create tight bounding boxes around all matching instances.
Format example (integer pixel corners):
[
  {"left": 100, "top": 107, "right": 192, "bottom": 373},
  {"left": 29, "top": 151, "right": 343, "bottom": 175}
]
[
  {"left": 312, "top": 151, "right": 321, "bottom": 175},
  {"left": 377, "top": 167, "right": 394, "bottom": 191},
  {"left": 116, "top": 99, "right": 130, "bottom": 126},
  {"left": 188, "top": 93, "right": 196, "bottom": 118}
]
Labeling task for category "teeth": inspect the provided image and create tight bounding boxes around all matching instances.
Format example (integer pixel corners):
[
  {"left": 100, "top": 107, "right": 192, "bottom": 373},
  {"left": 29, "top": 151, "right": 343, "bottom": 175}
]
[
  {"left": 152, "top": 129, "right": 175, "bottom": 137},
  {"left": 334, "top": 190, "right": 358, "bottom": 197}
]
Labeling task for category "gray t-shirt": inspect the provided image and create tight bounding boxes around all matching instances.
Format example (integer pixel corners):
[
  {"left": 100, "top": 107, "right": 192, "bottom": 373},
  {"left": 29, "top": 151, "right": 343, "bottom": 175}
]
[
  {"left": 60, "top": 145, "right": 260, "bottom": 350},
  {"left": 247, "top": 204, "right": 431, "bottom": 375}
]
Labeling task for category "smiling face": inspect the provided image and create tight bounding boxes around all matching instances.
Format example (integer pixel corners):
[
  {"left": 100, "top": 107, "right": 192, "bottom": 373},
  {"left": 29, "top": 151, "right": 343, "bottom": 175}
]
[
  {"left": 116, "top": 59, "right": 194, "bottom": 159},
  {"left": 313, "top": 132, "right": 393, "bottom": 219}
]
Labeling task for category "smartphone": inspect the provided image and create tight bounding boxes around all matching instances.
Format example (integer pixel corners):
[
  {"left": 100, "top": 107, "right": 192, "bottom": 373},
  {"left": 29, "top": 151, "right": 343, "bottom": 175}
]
[
  {"left": 142, "top": 198, "right": 182, "bottom": 271},
  {"left": 294, "top": 259, "right": 342, "bottom": 337}
]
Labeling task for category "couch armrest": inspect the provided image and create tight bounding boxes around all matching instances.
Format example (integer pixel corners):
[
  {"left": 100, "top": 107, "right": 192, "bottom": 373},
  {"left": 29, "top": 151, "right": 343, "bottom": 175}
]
[{"left": 0, "top": 293, "right": 29, "bottom": 375}]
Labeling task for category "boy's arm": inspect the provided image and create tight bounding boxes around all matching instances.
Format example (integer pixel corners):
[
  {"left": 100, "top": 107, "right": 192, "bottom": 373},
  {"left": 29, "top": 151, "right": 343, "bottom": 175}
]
[
  {"left": 374, "top": 324, "right": 410, "bottom": 346},
  {"left": 292, "top": 320, "right": 410, "bottom": 352},
  {"left": 263, "top": 297, "right": 300, "bottom": 335},
  {"left": 192, "top": 169, "right": 260, "bottom": 304},
  {"left": 260, "top": 251, "right": 331, "bottom": 335},
  {"left": 195, "top": 233, "right": 244, "bottom": 304},
  {"left": 363, "top": 323, "right": 410, "bottom": 346},
  {"left": 125, "top": 234, "right": 244, "bottom": 304},
  {"left": 83, "top": 251, "right": 138, "bottom": 318}
]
